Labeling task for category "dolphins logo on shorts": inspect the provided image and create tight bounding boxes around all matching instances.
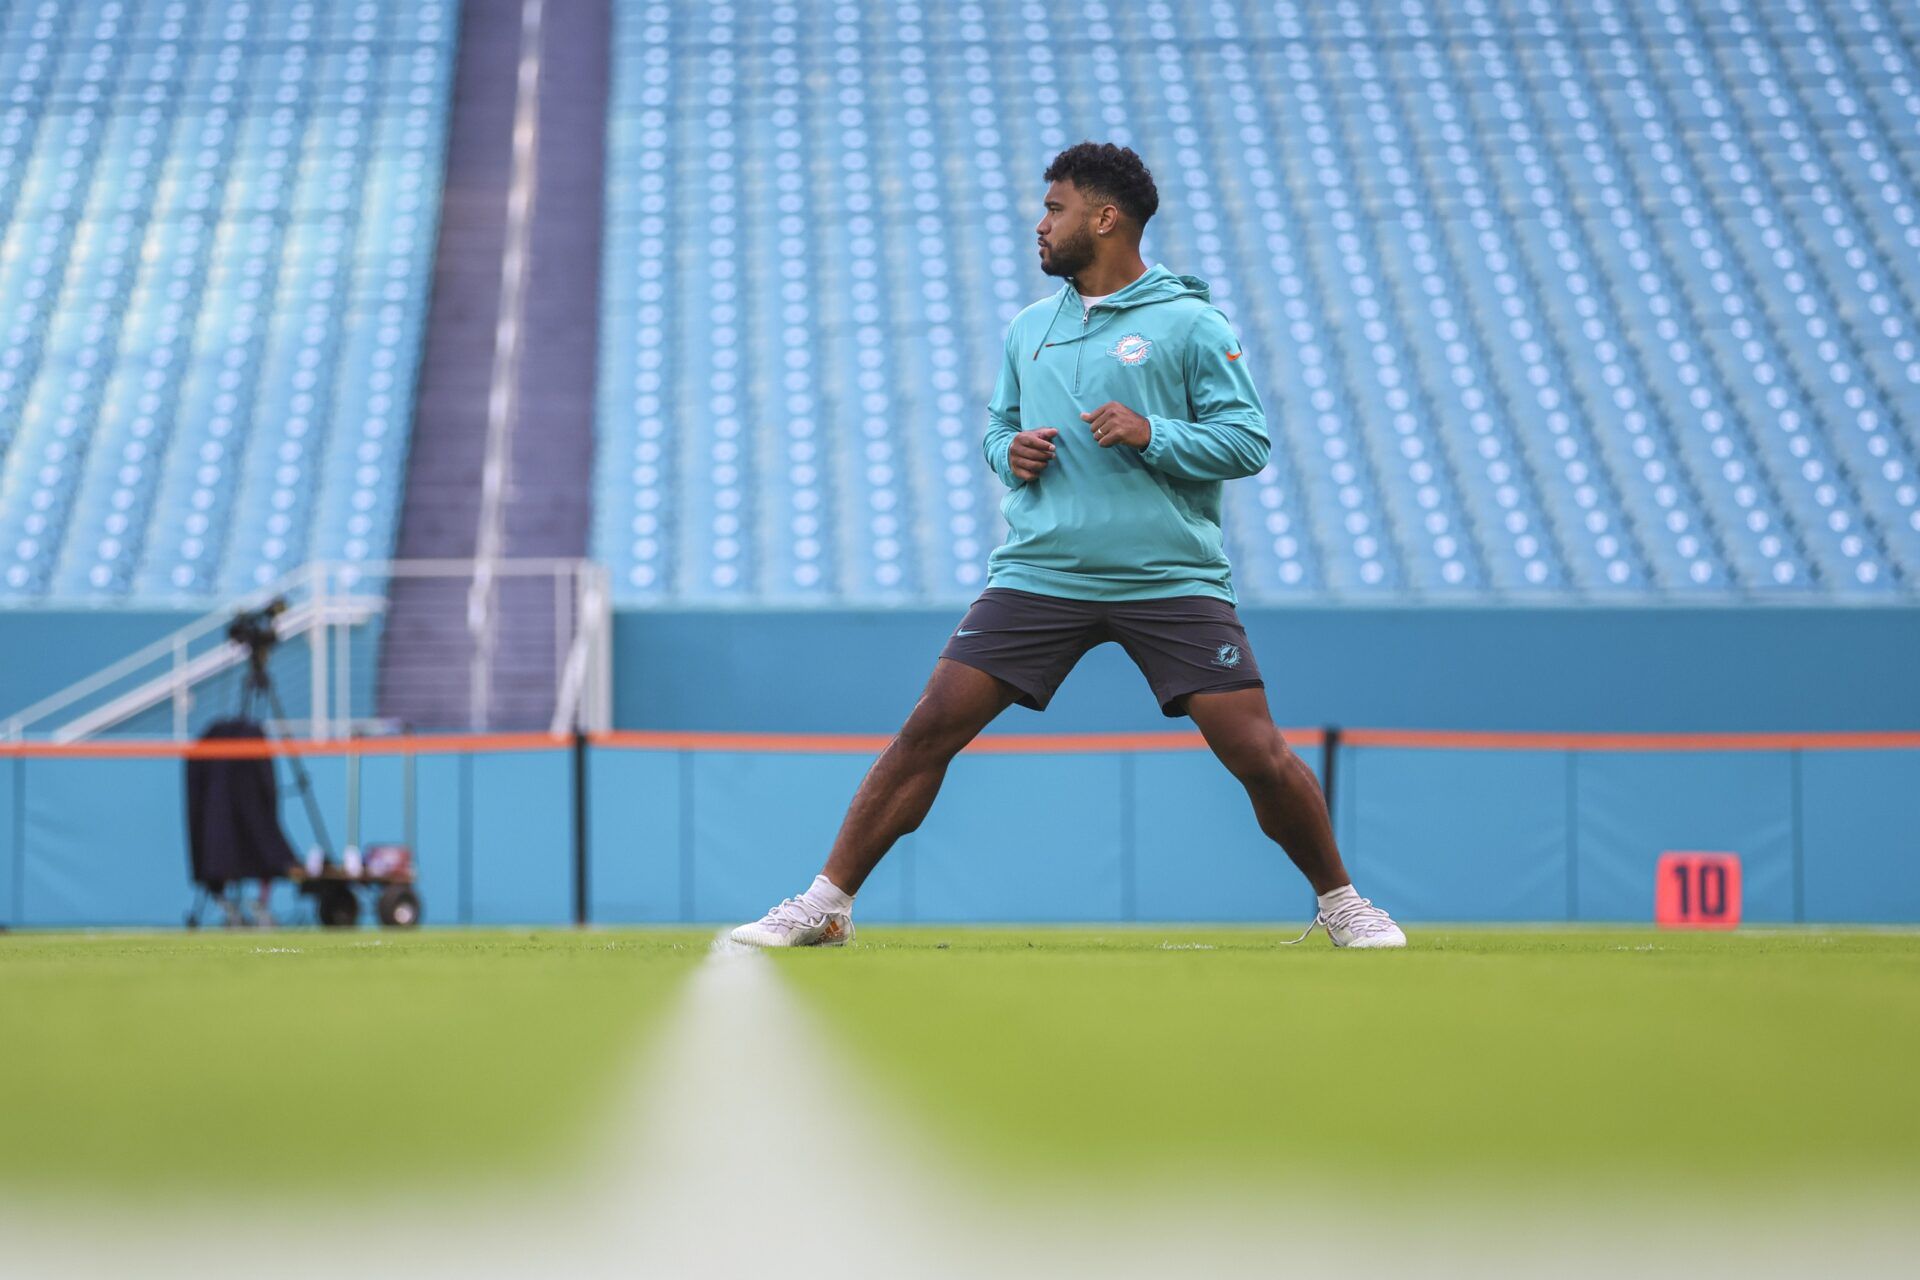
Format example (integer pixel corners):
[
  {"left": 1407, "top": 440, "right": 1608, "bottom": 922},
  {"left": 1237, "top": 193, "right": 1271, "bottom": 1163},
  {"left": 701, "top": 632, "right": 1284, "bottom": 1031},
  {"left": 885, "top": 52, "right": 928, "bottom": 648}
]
[{"left": 1213, "top": 643, "right": 1242, "bottom": 668}]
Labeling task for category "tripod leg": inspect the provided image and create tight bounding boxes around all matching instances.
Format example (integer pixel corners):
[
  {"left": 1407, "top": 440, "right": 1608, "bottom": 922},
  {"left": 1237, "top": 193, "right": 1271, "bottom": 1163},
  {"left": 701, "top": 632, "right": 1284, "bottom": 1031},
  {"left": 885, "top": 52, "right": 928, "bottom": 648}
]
[{"left": 261, "top": 678, "right": 337, "bottom": 859}]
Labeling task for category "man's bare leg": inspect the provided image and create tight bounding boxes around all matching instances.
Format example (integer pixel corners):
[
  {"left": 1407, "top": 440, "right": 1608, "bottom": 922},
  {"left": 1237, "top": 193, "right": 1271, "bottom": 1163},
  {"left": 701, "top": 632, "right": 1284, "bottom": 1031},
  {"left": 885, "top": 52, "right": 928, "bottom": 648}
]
[
  {"left": 731, "top": 659, "right": 1017, "bottom": 947},
  {"left": 1185, "top": 686, "right": 1404, "bottom": 945},
  {"left": 821, "top": 658, "right": 1020, "bottom": 893},
  {"left": 1184, "top": 686, "right": 1351, "bottom": 895}
]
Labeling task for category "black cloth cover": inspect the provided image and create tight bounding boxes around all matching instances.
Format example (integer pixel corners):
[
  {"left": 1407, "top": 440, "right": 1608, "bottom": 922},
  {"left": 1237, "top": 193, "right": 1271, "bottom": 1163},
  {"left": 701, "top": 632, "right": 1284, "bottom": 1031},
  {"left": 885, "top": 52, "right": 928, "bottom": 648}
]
[{"left": 185, "top": 718, "right": 298, "bottom": 888}]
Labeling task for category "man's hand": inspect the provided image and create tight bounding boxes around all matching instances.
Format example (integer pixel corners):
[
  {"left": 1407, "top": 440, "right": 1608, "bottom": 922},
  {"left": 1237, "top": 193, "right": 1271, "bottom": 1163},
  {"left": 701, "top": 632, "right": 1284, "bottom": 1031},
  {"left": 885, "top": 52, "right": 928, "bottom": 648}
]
[
  {"left": 1008, "top": 427, "right": 1060, "bottom": 481},
  {"left": 1081, "top": 401, "right": 1151, "bottom": 449}
]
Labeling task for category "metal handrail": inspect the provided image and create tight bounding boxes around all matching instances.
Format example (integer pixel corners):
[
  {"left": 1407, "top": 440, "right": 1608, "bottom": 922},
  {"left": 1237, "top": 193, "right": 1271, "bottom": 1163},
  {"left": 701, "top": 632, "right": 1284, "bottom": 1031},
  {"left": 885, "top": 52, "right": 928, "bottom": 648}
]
[
  {"left": 3, "top": 559, "right": 612, "bottom": 742},
  {"left": 49, "top": 597, "right": 383, "bottom": 742},
  {"left": 0, "top": 562, "right": 322, "bottom": 739},
  {"left": 548, "top": 562, "right": 612, "bottom": 737}
]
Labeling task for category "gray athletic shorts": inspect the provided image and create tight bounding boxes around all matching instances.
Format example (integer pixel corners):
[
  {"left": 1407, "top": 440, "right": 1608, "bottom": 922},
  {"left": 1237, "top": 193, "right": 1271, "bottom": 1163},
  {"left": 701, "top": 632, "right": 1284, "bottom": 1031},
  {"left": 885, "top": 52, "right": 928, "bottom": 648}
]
[{"left": 938, "top": 588, "right": 1265, "bottom": 717}]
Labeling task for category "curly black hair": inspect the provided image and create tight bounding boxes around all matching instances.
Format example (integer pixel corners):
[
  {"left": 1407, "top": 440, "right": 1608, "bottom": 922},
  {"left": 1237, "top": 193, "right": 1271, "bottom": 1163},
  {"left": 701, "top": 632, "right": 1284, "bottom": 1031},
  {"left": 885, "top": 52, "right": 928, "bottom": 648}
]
[{"left": 1043, "top": 142, "right": 1159, "bottom": 227}]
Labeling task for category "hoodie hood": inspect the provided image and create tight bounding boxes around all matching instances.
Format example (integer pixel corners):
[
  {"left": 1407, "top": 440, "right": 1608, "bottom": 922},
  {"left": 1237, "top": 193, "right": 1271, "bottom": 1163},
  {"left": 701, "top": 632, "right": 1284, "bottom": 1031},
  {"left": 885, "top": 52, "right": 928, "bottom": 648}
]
[
  {"left": 1083, "top": 263, "right": 1211, "bottom": 310},
  {"left": 1030, "top": 264, "right": 1212, "bottom": 359}
]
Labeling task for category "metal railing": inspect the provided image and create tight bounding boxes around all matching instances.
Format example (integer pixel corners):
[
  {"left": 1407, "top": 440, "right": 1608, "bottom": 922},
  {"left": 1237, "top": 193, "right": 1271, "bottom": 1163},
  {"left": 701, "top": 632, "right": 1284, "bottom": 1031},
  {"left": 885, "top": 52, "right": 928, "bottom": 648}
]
[{"left": 2, "top": 559, "right": 612, "bottom": 742}]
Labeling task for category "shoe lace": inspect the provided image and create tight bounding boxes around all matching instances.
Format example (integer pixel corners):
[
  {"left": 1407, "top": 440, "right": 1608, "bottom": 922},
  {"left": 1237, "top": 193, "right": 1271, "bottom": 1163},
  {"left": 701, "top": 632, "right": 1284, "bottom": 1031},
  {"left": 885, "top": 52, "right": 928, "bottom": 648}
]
[
  {"left": 1278, "top": 896, "right": 1395, "bottom": 945},
  {"left": 1324, "top": 895, "right": 1396, "bottom": 937},
  {"left": 763, "top": 896, "right": 825, "bottom": 932},
  {"left": 1279, "top": 915, "right": 1319, "bottom": 945}
]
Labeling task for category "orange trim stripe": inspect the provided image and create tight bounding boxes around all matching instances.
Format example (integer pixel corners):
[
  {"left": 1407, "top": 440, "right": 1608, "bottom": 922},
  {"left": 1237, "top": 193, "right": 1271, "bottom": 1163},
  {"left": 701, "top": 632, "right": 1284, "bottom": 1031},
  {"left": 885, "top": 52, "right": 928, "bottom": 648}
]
[
  {"left": 590, "top": 728, "right": 1326, "bottom": 754},
  {"left": 1338, "top": 729, "right": 1920, "bottom": 752},
  {"left": 967, "top": 731, "right": 1212, "bottom": 754},
  {"left": 593, "top": 730, "right": 888, "bottom": 753},
  {"left": 0, "top": 732, "right": 567, "bottom": 760}
]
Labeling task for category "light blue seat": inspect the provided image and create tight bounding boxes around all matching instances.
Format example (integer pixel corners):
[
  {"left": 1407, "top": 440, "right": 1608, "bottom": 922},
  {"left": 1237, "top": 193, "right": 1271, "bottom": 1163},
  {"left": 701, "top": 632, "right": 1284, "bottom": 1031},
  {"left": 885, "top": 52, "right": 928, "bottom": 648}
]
[{"left": 0, "top": 0, "right": 454, "bottom": 604}]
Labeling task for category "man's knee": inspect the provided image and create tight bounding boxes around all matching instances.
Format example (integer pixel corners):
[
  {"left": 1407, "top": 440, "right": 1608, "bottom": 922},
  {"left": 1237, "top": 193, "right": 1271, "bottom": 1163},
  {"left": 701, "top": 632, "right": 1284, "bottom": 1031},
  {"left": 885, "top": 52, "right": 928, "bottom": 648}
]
[
  {"left": 893, "top": 700, "right": 975, "bottom": 765},
  {"left": 891, "top": 662, "right": 1009, "bottom": 764},
  {"left": 1214, "top": 728, "right": 1292, "bottom": 785}
]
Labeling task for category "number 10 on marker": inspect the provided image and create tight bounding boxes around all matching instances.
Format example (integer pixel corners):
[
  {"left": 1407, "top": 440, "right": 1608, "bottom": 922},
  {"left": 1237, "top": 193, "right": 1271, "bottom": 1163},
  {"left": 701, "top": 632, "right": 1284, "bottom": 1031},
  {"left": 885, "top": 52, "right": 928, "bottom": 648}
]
[{"left": 1655, "top": 852, "right": 1742, "bottom": 929}]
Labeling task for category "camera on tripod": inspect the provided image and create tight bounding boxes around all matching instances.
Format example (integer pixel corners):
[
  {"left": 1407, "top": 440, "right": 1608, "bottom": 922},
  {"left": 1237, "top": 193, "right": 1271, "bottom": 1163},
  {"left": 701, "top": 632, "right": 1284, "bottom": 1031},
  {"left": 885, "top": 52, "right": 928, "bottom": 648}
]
[
  {"left": 189, "top": 591, "right": 425, "bottom": 929},
  {"left": 226, "top": 596, "right": 289, "bottom": 673}
]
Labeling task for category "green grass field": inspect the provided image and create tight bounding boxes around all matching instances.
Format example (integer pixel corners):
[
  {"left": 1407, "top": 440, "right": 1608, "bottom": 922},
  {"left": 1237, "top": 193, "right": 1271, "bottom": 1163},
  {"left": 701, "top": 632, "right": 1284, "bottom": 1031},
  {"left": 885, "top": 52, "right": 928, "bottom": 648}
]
[
  {"left": 5, "top": 926, "right": 1917, "bottom": 1204},
  {"left": 0, "top": 930, "right": 708, "bottom": 1197},
  {"left": 779, "top": 928, "right": 1920, "bottom": 1199}
]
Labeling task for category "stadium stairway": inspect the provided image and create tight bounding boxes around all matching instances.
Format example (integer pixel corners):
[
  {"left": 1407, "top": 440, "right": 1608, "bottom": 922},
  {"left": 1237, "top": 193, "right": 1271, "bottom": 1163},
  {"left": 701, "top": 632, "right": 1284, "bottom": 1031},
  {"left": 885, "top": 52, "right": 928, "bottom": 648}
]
[{"left": 380, "top": 0, "right": 607, "bottom": 731}]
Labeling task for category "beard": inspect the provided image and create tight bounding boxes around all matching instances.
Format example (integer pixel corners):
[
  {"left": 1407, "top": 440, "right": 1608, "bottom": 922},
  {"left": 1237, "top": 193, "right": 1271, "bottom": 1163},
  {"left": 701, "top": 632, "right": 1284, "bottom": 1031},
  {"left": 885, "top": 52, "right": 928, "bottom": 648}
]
[{"left": 1039, "top": 222, "right": 1097, "bottom": 279}]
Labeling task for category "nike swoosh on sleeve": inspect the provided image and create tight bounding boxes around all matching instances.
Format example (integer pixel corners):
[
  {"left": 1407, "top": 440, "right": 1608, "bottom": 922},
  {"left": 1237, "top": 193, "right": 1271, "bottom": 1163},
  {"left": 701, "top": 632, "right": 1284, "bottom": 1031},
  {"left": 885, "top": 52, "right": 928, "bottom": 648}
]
[{"left": 1225, "top": 349, "right": 1243, "bottom": 361}]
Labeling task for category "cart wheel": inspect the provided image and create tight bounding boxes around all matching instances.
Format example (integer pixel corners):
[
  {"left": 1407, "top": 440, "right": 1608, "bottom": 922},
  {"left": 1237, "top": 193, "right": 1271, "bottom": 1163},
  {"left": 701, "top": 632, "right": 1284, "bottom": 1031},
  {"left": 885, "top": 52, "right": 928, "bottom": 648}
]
[
  {"left": 316, "top": 883, "right": 359, "bottom": 928},
  {"left": 377, "top": 885, "right": 422, "bottom": 928}
]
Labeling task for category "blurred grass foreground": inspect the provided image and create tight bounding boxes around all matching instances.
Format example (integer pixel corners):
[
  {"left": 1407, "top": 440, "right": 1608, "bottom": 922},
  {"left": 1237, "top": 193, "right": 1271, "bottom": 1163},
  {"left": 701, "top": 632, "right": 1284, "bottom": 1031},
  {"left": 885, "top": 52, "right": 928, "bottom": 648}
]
[{"left": 5, "top": 926, "right": 1918, "bottom": 1206}]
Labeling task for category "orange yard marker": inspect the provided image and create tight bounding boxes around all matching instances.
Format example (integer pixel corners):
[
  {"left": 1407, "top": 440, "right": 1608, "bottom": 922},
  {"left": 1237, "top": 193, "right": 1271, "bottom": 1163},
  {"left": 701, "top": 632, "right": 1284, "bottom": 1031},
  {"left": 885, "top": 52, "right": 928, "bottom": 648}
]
[{"left": 1655, "top": 852, "right": 1742, "bottom": 929}]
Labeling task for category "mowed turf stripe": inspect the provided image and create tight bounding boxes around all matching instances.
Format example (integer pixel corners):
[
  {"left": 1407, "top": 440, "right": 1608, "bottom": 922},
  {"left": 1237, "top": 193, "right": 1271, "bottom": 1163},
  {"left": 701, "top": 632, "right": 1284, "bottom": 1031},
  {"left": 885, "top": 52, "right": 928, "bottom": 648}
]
[{"left": 771, "top": 927, "right": 1920, "bottom": 1199}]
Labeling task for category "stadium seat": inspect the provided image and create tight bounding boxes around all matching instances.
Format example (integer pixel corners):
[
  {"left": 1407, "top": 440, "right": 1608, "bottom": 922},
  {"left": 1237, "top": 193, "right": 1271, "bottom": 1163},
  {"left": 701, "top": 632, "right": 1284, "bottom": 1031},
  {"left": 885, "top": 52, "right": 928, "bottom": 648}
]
[
  {"left": 0, "top": 0, "right": 453, "bottom": 604},
  {"left": 595, "top": 0, "right": 1919, "bottom": 604}
]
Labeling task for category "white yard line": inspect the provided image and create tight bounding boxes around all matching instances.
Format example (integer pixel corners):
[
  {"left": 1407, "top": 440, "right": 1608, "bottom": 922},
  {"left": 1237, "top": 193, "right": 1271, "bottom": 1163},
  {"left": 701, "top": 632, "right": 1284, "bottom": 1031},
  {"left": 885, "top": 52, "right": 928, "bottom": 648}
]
[
  {"left": 574, "top": 934, "right": 1303, "bottom": 1278},
  {"left": 603, "top": 938, "right": 1920, "bottom": 1278},
  {"left": 4, "top": 935, "right": 1915, "bottom": 1277},
  {"left": 605, "top": 934, "right": 990, "bottom": 1275}
]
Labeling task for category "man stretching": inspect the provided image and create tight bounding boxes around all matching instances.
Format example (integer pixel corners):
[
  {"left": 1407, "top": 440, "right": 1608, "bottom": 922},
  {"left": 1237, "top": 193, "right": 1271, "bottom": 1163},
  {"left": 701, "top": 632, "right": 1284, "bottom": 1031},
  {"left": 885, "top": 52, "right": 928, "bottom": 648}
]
[{"left": 733, "top": 143, "right": 1405, "bottom": 949}]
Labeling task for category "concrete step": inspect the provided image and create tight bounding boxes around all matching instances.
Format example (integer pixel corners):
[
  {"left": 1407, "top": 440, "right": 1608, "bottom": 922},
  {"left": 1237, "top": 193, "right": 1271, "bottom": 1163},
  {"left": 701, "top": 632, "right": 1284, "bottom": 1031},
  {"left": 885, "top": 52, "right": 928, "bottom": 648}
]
[{"left": 378, "top": 0, "right": 605, "bottom": 731}]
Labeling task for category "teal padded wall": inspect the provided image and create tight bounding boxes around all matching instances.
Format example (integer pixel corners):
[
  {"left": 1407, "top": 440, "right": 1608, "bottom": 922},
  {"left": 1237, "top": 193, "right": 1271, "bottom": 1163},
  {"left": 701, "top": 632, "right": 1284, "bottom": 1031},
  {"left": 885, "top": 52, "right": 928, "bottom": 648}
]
[
  {"left": 469, "top": 751, "right": 574, "bottom": 926},
  {"left": 1344, "top": 748, "right": 1573, "bottom": 922},
  {"left": 1573, "top": 753, "right": 1798, "bottom": 923},
  {"left": 1, "top": 738, "right": 1914, "bottom": 928},
  {"left": 21, "top": 755, "right": 188, "bottom": 927},
  {"left": 1, "top": 759, "right": 18, "bottom": 927},
  {"left": 1800, "top": 751, "right": 1920, "bottom": 925},
  {"left": 586, "top": 748, "right": 682, "bottom": 923}
]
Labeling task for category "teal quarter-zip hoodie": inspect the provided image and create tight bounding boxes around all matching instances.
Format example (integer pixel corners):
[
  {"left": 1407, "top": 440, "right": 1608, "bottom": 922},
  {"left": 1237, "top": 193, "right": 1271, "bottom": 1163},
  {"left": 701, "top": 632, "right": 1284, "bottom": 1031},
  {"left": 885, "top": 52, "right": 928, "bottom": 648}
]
[{"left": 982, "top": 264, "right": 1269, "bottom": 602}]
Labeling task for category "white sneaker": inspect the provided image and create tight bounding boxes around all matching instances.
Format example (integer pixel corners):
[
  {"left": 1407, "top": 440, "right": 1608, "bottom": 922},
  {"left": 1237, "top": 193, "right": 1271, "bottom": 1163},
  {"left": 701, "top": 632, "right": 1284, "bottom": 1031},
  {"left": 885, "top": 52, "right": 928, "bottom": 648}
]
[
  {"left": 1288, "top": 895, "right": 1407, "bottom": 949},
  {"left": 729, "top": 895, "right": 854, "bottom": 948}
]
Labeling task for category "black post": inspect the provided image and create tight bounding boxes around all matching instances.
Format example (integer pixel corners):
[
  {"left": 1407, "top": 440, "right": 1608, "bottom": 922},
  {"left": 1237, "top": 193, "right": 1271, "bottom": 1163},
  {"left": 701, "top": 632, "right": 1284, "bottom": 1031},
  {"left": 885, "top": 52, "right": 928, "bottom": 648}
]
[
  {"left": 571, "top": 729, "right": 590, "bottom": 927},
  {"left": 404, "top": 734, "right": 417, "bottom": 857},
  {"left": 259, "top": 673, "right": 335, "bottom": 859},
  {"left": 1321, "top": 724, "right": 1342, "bottom": 827}
]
